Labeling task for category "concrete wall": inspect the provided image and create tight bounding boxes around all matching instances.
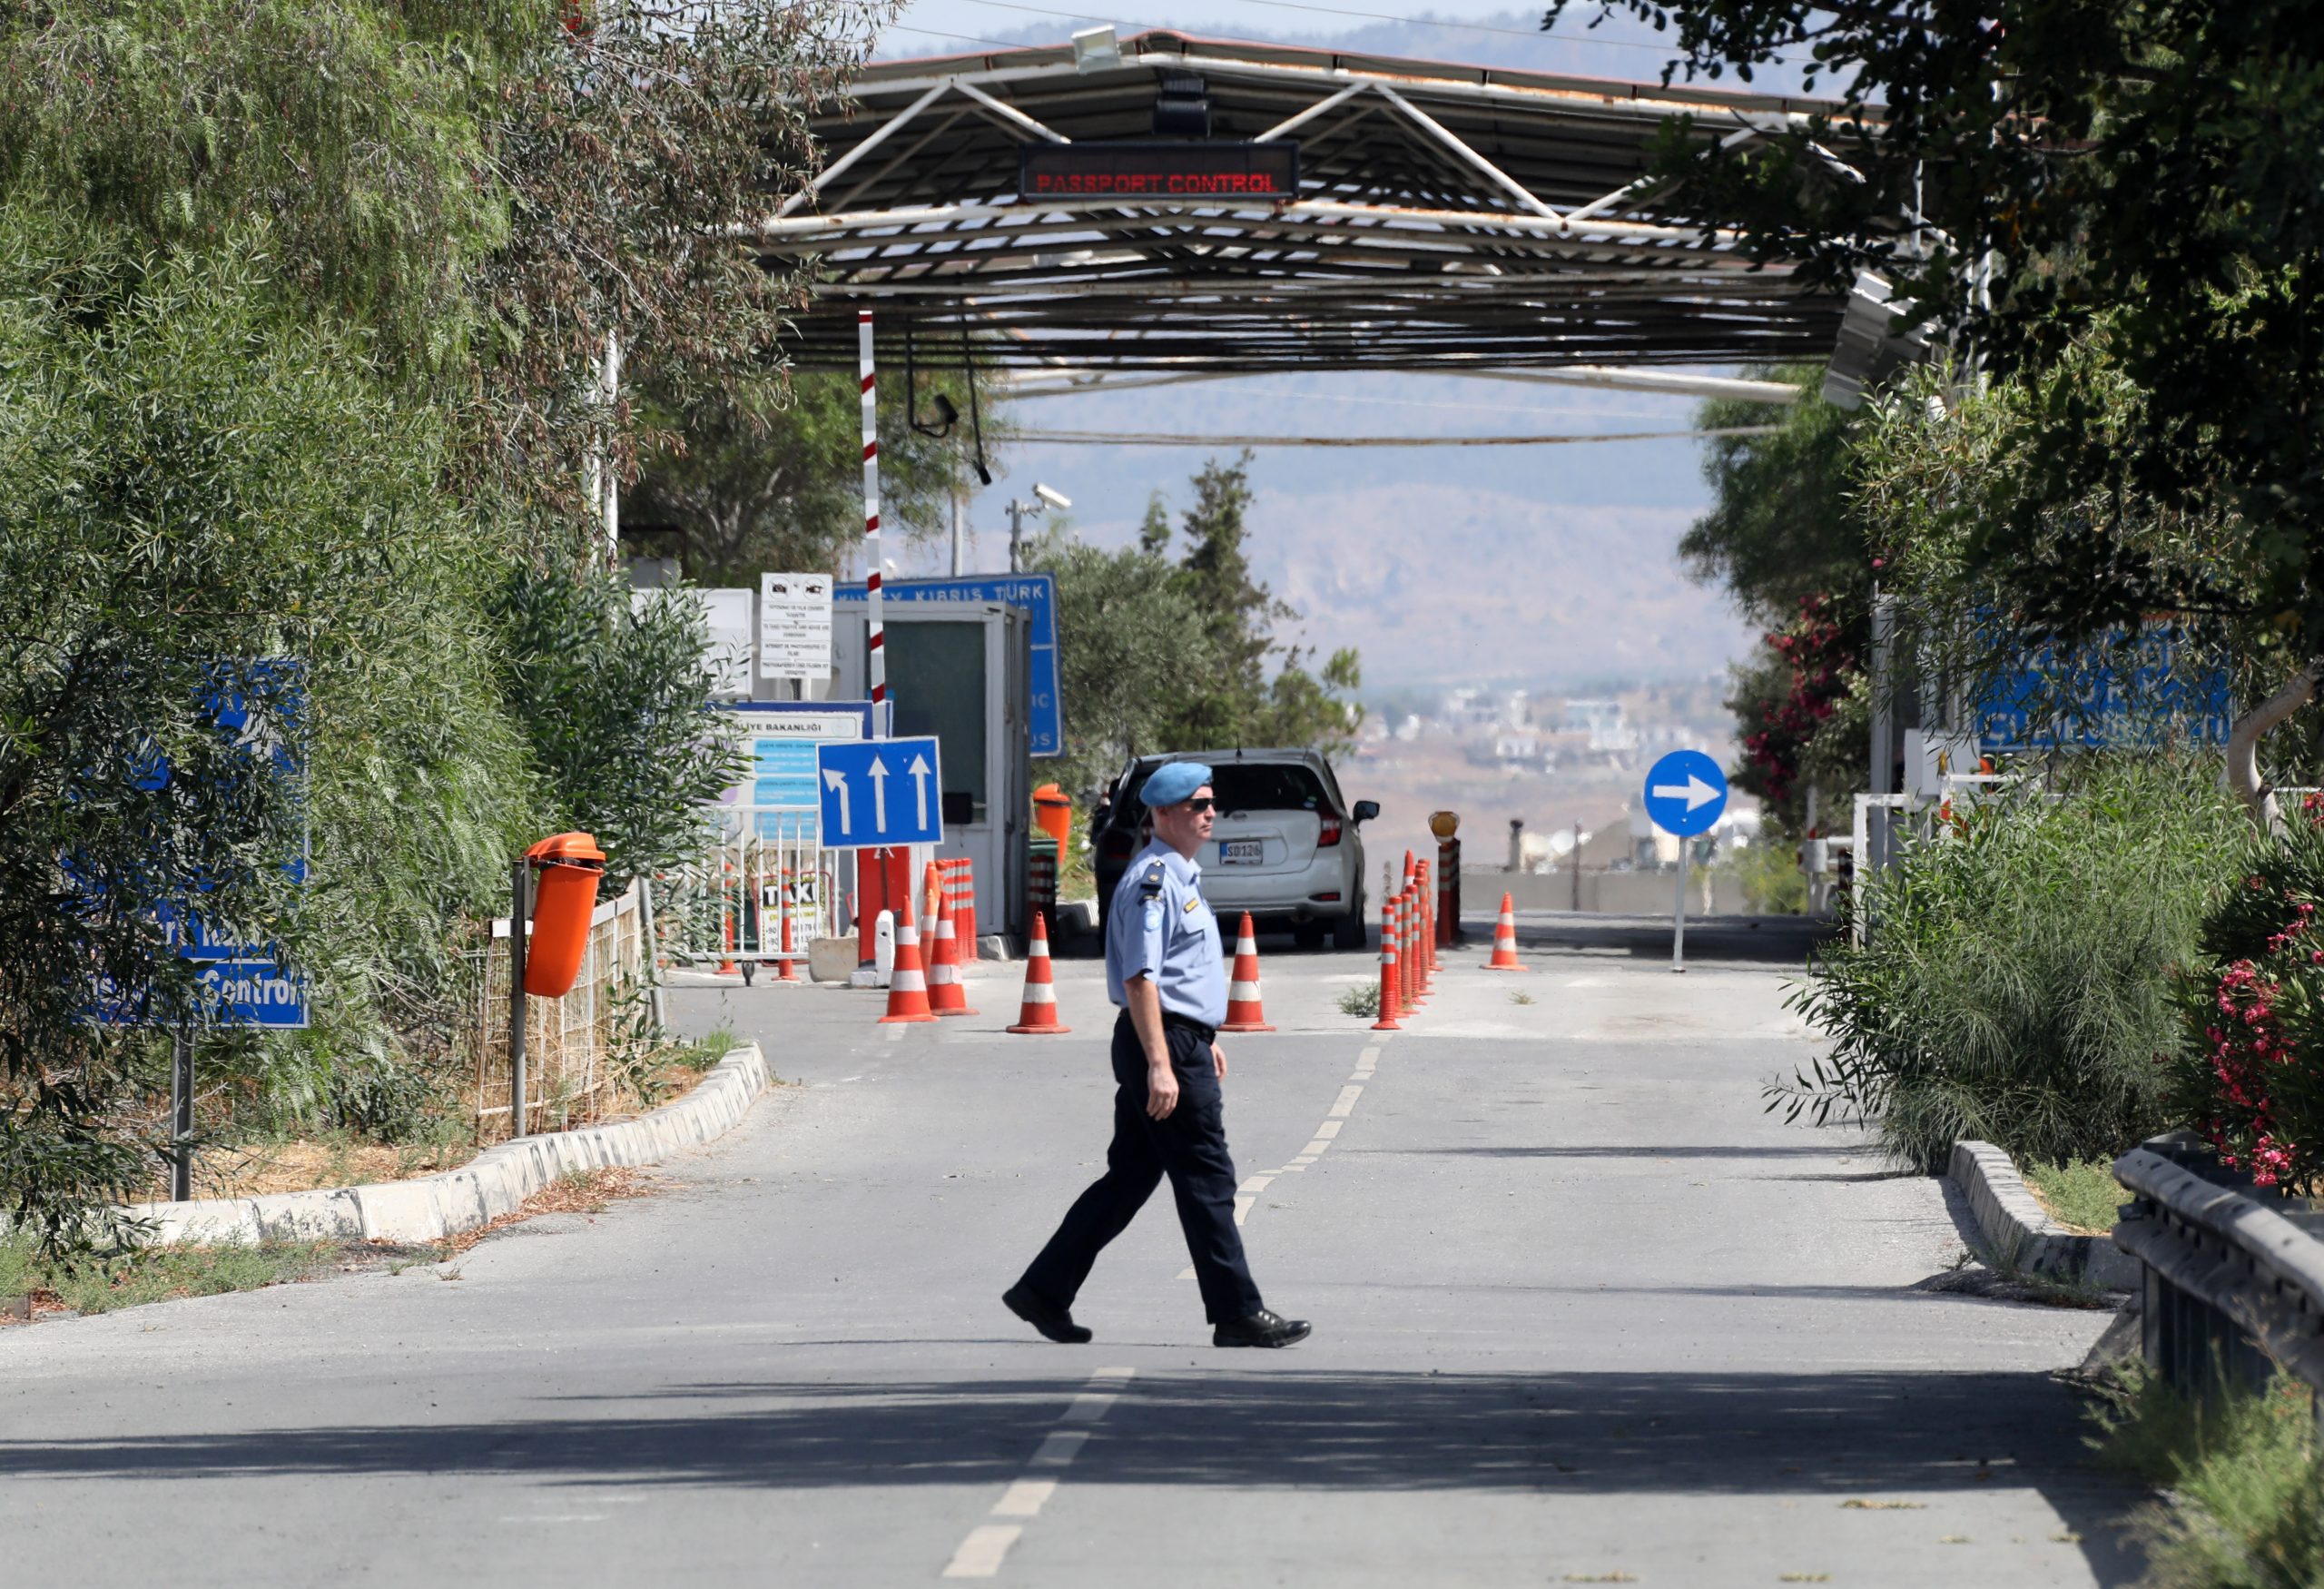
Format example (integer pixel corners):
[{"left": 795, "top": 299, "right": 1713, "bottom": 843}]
[{"left": 1462, "top": 867, "right": 1757, "bottom": 916}]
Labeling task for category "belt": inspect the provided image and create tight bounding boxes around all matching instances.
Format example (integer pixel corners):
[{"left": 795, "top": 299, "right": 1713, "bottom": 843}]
[{"left": 1160, "top": 1011, "right": 1217, "bottom": 1043}]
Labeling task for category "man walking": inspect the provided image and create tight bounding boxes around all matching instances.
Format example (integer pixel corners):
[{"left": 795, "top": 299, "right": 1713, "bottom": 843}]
[{"left": 1004, "top": 762, "right": 1310, "bottom": 1348}]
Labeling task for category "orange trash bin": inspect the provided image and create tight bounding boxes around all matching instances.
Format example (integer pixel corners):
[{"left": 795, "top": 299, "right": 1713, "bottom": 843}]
[
  {"left": 1032, "top": 783, "right": 1073, "bottom": 851},
  {"left": 522, "top": 832, "right": 606, "bottom": 998}
]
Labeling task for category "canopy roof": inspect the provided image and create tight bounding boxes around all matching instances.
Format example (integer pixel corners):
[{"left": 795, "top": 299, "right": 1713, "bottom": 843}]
[{"left": 759, "top": 32, "right": 1877, "bottom": 380}]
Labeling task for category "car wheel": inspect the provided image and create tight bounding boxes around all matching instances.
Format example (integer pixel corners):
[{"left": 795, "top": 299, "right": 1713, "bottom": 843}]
[{"left": 1332, "top": 896, "right": 1369, "bottom": 951}]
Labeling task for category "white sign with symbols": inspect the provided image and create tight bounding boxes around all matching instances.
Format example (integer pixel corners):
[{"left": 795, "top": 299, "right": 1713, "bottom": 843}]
[
  {"left": 758, "top": 573, "right": 833, "bottom": 682},
  {"left": 700, "top": 588, "right": 755, "bottom": 696}
]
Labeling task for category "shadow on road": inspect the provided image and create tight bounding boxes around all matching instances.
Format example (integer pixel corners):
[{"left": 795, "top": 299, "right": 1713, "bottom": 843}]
[{"left": 0, "top": 1367, "right": 2140, "bottom": 1582}]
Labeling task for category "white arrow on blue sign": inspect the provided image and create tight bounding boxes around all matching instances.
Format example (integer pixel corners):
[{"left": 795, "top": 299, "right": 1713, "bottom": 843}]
[
  {"left": 1641, "top": 748, "right": 1729, "bottom": 838},
  {"left": 816, "top": 735, "right": 945, "bottom": 849}
]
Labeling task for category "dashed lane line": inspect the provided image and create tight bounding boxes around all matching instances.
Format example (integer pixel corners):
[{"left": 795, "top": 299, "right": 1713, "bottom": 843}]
[
  {"left": 1180, "top": 1031, "right": 1393, "bottom": 1275},
  {"left": 940, "top": 1368, "right": 1135, "bottom": 1579}
]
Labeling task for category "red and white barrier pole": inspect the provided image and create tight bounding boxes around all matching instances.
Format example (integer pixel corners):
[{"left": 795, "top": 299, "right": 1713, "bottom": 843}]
[{"left": 859, "top": 310, "right": 886, "bottom": 736}]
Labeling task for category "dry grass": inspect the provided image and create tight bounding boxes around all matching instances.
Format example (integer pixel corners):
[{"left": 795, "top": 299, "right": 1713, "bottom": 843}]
[{"left": 430, "top": 1166, "right": 661, "bottom": 1258}]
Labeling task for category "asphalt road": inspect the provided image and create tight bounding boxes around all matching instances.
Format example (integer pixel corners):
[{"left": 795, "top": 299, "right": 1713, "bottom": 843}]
[{"left": 0, "top": 922, "right": 2144, "bottom": 1586}]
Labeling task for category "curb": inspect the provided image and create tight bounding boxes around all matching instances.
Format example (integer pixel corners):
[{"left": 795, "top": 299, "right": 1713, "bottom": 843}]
[
  {"left": 1946, "top": 1140, "right": 2138, "bottom": 1291},
  {"left": 121, "top": 1041, "right": 772, "bottom": 1247}
]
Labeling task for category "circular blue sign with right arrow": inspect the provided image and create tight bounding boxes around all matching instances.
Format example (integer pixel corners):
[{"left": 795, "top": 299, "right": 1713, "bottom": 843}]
[{"left": 1641, "top": 749, "right": 1729, "bottom": 837}]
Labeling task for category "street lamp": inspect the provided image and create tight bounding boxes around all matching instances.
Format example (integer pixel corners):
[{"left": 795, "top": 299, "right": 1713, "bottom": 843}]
[{"left": 1007, "top": 482, "right": 1071, "bottom": 572}]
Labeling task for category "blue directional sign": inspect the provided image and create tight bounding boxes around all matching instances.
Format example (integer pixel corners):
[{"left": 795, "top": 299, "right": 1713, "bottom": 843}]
[
  {"left": 815, "top": 735, "right": 945, "bottom": 849},
  {"left": 835, "top": 575, "right": 1063, "bottom": 756},
  {"left": 1641, "top": 749, "right": 1729, "bottom": 838}
]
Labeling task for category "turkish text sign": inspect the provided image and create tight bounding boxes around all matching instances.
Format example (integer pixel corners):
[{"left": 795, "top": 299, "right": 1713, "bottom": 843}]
[
  {"left": 759, "top": 573, "right": 833, "bottom": 682},
  {"left": 835, "top": 574, "right": 1063, "bottom": 756}
]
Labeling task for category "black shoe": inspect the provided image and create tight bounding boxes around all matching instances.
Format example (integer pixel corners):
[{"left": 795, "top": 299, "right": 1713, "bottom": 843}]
[
  {"left": 1003, "top": 1284, "right": 1092, "bottom": 1344},
  {"left": 1213, "top": 1308, "right": 1311, "bottom": 1348}
]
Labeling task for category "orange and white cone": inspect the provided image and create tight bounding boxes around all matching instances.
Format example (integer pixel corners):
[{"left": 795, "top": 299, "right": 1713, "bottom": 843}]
[
  {"left": 1006, "top": 911, "right": 1070, "bottom": 1033},
  {"left": 925, "top": 864, "right": 975, "bottom": 1016},
  {"left": 776, "top": 872, "right": 802, "bottom": 982},
  {"left": 1482, "top": 892, "right": 1528, "bottom": 971},
  {"left": 880, "top": 892, "right": 937, "bottom": 1023},
  {"left": 1371, "top": 893, "right": 1403, "bottom": 1031},
  {"left": 1221, "top": 911, "right": 1275, "bottom": 1032}
]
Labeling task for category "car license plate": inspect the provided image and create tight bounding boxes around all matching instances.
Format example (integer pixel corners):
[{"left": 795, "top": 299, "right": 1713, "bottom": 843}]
[{"left": 1220, "top": 839, "right": 1264, "bottom": 864}]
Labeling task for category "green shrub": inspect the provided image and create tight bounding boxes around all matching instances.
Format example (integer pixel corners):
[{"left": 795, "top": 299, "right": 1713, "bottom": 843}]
[
  {"left": 1336, "top": 982, "right": 1381, "bottom": 1020},
  {"left": 2091, "top": 1363, "right": 2324, "bottom": 1589},
  {"left": 1775, "top": 758, "right": 2241, "bottom": 1171}
]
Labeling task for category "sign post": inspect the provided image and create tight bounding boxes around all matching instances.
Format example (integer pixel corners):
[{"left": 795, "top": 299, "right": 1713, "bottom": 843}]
[{"left": 1640, "top": 749, "right": 1728, "bottom": 975}]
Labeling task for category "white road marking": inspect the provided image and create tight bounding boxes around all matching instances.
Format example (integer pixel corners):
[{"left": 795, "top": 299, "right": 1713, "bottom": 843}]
[
  {"left": 942, "top": 1525, "right": 1023, "bottom": 1578},
  {"left": 1357, "top": 1044, "right": 1383, "bottom": 1064},
  {"left": 1314, "top": 1120, "right": 1344, "bottom": 1140},
  {"left": 1092, "top": 1366, "right": 1135, "bottom": 1380},
  {"left": 1299, "top": 1138, "right": 1333, "bottom": 1157},
  {"left": 1176, "top": 1265, "right": 1196, "bottom": 1280},
  {"left": 1029, "top": 1430, "right": 1090, "bottom": 1466},
  {"left": 1328, "top": 1084, "right": 1364, "bottom": 1118},
  {"left": 1060, "top": 1390, "right": 1120, "bottom": 1423},
  {"left": 882, "top": 1024, "right": 905, "bottom": 1042},
  {"left": 991, "top": 1479, "right": 1058, "bottom": 1518},
  {"left": 1238, "top": 1174, "right": 1275, "bottom": 1195},
  {"left": 1233, "top": 1196, "right": 1255, "bottom": 1227}
]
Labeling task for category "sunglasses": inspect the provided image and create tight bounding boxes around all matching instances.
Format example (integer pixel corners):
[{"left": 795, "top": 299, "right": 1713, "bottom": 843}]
[{"left": 1180, "top": 796, "right": 1220, "bottom": 813}]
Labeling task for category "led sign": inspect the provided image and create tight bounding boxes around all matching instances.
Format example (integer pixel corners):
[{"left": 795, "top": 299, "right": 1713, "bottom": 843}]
[{"left": 1019, "top": 141, "right": 1300, "bottom": 201}]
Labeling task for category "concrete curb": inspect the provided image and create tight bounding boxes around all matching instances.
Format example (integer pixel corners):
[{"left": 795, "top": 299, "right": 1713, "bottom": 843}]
[
  {"left": 121, "top": 1042, "right": 771, "bottom": 1247},
  {"left": 1946, "top": 1140, "right": 2138, "bottom": 1290}
]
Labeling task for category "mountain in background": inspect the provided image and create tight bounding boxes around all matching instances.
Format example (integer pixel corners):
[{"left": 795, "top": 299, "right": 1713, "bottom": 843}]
[{"left": 872, "top": 4, "right": 1814, "bottom": 691}]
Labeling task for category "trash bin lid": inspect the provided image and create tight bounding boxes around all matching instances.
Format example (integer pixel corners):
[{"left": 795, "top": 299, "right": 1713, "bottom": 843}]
[{"left": 526, "top": 831, "right": 606, "bottom": 868}]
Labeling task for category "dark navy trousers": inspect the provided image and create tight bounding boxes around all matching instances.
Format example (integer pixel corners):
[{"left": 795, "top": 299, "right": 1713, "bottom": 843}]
[{"left": 1018, "top": 1012, "right": 1265, "bottom": 1326}]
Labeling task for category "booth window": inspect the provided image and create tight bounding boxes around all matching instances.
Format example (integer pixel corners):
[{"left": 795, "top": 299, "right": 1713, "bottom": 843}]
[{"left": 889, "top": 619, "right": 988, "bottom": 822}]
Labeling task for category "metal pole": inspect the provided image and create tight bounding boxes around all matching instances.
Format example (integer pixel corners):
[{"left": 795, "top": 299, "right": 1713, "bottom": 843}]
[
  {"left": 636, "top": 873, "right": 666, "bottom": 1033},
  {"left": 1571, "top": 821, "right": 1581, "bottom": 912},
  {"left": 1672, "top": 843, "right": 1688, "bottom": 974},
  {"left": 601, "top": 331, "right": 623, "bottom": 568},
  {"left": 950, "top": 484, "right": 966, "bottom": 577},
  {"left": 509, "top": 860, "right": 529, "bottom": 1139},
  {"left": 1007, "top": 499, "right": 1024, "bottom": 572},
  {"left": 170, "top": 1024, "right": 193, "bottom": 1202},
  {"left": 859, "top": 310, "right": 886, "bottom": 738}
]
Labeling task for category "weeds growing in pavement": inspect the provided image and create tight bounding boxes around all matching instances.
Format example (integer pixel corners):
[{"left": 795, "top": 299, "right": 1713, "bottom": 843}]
[
  {"left": 1336, "top": 983, "right": 1381, "bottom": 1020},
  {"left": 2088, "top": 1362, "right": 2324, "bottom": 1588},
  {"left": 0, "top": 1233, "right": 337, "bottom": 1317}
]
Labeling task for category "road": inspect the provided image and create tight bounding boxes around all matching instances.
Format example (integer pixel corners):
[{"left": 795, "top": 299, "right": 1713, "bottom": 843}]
[{"left": 0, "top": 918, "right": 2143, "bottom": 1585}]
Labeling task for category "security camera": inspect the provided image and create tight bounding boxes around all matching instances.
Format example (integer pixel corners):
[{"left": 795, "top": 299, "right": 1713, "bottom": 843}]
[{"left": 1033, "top": 483, "right": 1072, "bottom": 511}]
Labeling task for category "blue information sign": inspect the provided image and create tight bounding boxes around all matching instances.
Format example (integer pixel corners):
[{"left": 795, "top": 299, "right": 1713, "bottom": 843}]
[
  {"left": 95, "top": 661, "right": 310, "bottom": 1028},
  {"left": 834, "top": 575, "right": 1063, "bottom": 757},
  {"left": 1641, "top": 749, "right": 1729, "bottom": 838},
  {"left": 1972, "top": 623, "right": 2233, "bottom": 755},
  {"left": 816, "top": 735, "right": 946, "bottom": 849}
]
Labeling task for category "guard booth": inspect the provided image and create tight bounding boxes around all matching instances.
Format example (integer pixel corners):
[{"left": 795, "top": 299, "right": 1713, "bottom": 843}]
[{"left": 832, "top": 599, "right": 1033, "bottom": 944}]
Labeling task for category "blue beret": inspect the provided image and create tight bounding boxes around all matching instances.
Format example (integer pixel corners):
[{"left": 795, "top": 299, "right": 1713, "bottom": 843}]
[{"left": 1142, "top": 762, "right": 1214, "bottom": 808}]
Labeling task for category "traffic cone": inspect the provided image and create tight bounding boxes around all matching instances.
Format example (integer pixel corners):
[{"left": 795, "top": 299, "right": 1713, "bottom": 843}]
[
  {"left": 1401, "top": 890, "right": 1424, "bottom": 1007},
  {"left": 880, "top": 891, "right": 937, "bottom": 1023},
  {"left": 928, "top": 912, "right": 973, "bottom": 1012},
  {"left": 1371, "top": 893, "right": 1403, "bottom": 1030},
  {"left": 1222, "top": 911, "right": 1275, "bottom": 1032},
  {"left": 776, "top": 871, "right": 802, "bottom": 982},
  {"left": 1482, "top": 892, "right": 1528, "bottom": 970},
  {"left": 1006, "top": 911, "right": 1070, "bottom": 1033}
]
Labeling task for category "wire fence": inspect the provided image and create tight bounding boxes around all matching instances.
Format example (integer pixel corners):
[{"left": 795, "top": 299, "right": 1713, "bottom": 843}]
[{"left": 461, "top": 879, "right": 649, "bottom": 1142}]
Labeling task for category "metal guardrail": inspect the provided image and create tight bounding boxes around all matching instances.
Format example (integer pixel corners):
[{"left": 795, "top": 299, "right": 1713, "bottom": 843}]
[{"left": 2114, "top": 1140, "right": 2324, "bottom": 1399}]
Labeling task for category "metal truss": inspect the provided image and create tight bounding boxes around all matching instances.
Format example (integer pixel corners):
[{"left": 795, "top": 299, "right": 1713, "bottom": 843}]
[{"left": 757, "top": 31, "right": 1886, "bottom": 377}]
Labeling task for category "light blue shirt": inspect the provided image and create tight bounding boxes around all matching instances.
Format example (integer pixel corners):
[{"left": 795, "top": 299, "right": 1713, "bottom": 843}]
[{"left": 1105, "top": 840, "right": 1226, "bottom": 1027}]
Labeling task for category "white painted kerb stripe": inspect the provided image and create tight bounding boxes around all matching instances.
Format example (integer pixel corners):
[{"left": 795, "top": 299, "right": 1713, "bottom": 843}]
[{"left": 1328, "top": 1084, "right": 1363, "bottom": 1118}]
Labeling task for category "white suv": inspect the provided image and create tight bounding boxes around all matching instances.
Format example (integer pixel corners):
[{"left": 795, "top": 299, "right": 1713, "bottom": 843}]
[{"left": 1094, "top": 748, "right": 1378, "bottom": 949}]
